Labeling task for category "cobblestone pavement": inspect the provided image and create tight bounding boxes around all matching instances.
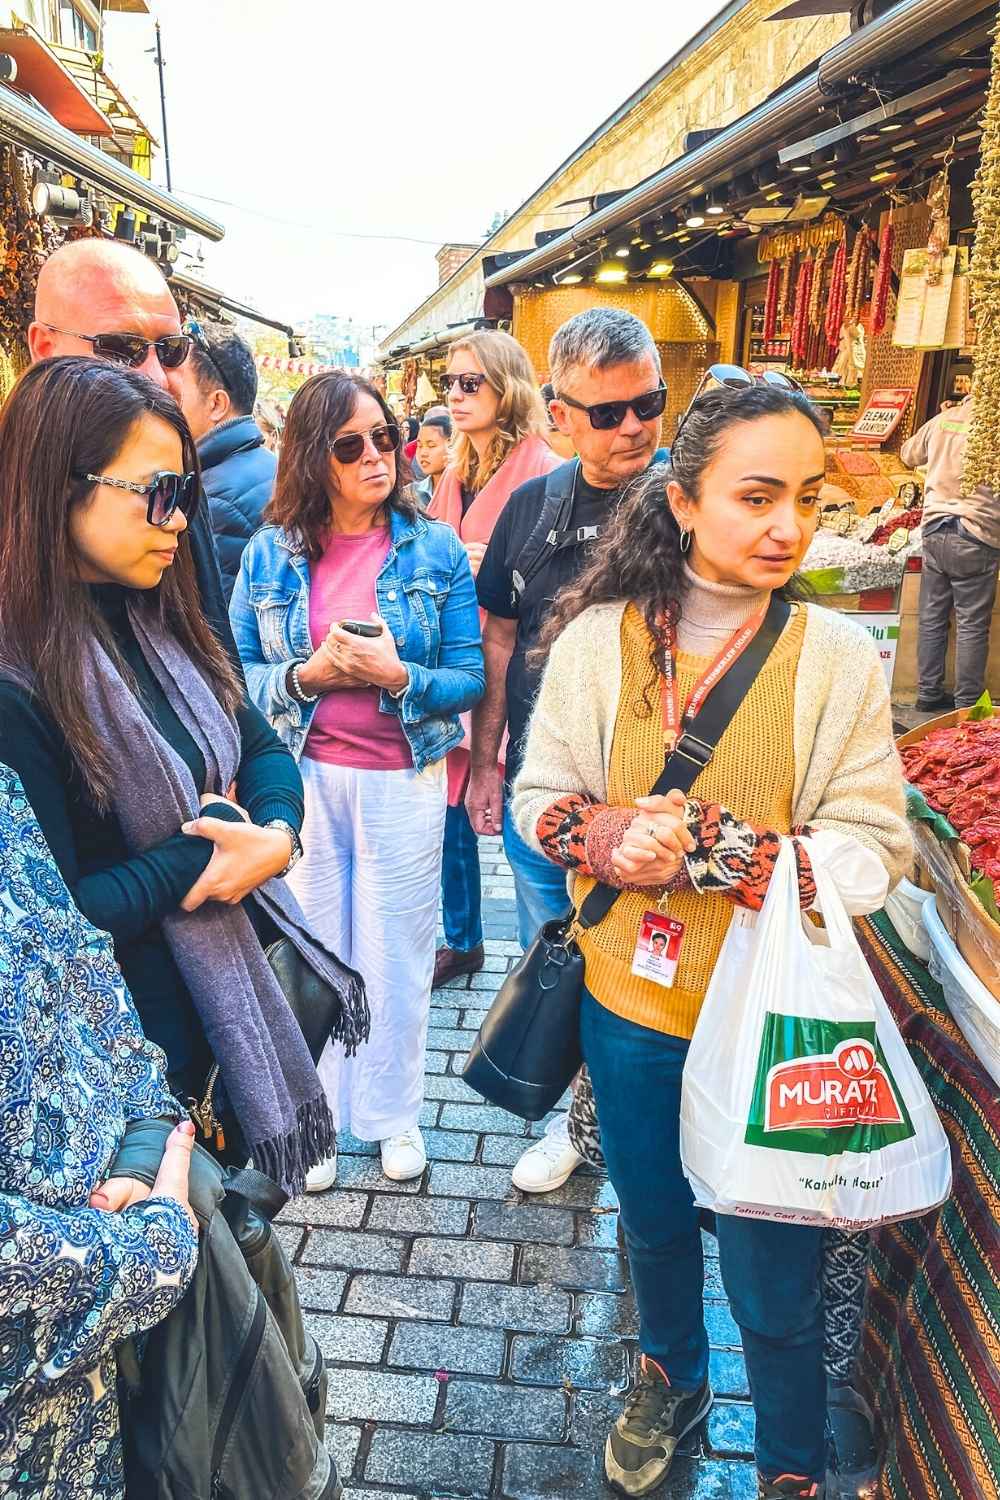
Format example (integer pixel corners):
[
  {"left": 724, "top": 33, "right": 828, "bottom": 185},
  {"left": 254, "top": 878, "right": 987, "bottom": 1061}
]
[{"left": 283, "top": 837, "right": 758, "bottom": 1498}]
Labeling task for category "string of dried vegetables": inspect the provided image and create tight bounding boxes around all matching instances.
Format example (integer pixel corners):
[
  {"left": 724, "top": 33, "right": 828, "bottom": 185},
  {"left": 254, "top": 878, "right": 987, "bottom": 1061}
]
[
  {"left": 777, "top": 253, "right": 795, "bottom": 335},
  {"left": 870, "top": 212, "right": 895, "bottom": 337},
  {"left": 762, "top": 258, "right": 781, "bottom": 341},
  {"left": 824, "top": 237, "right": 848, "bottom": 352},
  {"left": 791, "top": 256, "right": 815, "bottom": 367},
  {"left": 845, "top": 225, "right": 873, "bottom": 325},
  {"left": 964, "top": 12, "right": 1000, "bottom": 493},
  {"left": 0, "top": 146, "right": 56, "bottom": 360},
  {"left": 808, "top": 247, "right": 827, "bottom": 331}
]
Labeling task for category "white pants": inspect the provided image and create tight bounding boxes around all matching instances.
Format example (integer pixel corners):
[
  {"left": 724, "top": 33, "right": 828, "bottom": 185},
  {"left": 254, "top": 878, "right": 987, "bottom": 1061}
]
[{"left": 287, "top": 757, "right": 447, "bottom": 1140}]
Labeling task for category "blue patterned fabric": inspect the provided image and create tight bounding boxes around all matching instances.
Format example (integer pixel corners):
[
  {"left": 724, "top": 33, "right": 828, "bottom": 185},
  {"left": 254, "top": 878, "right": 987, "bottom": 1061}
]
[{"left": 0, "top": 763, "right": 198, "bottom": 1498}]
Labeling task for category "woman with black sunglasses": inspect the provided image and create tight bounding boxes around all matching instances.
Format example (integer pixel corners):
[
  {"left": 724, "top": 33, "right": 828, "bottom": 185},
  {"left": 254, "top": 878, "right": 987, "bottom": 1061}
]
[
  {"left": 231, "top": 371, "right": 484, "bottom": 1189},
  {"left": 0, "top": 358, "right": 366, "bottom": 1196}
]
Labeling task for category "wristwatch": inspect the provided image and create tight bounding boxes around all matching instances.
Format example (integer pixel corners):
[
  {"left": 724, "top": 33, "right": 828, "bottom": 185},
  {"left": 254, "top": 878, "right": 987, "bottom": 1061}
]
[{"left": 265, "top": 818, "right": 303, "bottom": 877}]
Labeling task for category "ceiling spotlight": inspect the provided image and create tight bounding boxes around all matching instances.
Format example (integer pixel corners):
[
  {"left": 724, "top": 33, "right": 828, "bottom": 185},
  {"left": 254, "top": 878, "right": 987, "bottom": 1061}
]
[
  {"left": 614, "top": 244, "right": 630, "bottom": 258},
  {"left": 832, "top": 140, "right": 859, "bottom": 166},
  {"left": 790, "top": 161, "right": 812, "bottom": 174},
  {"left": 31, "top": 182, "right": 90, "bottom": 224},
  {"left": 158, "top": 224, "right": 180, "bottom": 265},
  {"left": 140, "top": 220, "right": 160, "bottom": 257},
  {"left": 754, "top": 162, "right": 781, "bottom": 192},
  {"left": 880, "top": 121, "right": 903, "bottom": 133},
  {"left": 114, "top": 207, "right": 137, "bottom": 243},
  {"left": 655, "top": 212, "right": 679, "bottom": 238},
  {"left": 595, "top": 259, "right": 629, "bottom": 284},
  {"left": 684, "top": 202, "right": 706, "bottom": 229},
  {"left": 558, "top": 271, "right": 583, "bottom": 285},
  {"left": 647, "top": 259, "right": 675, "bottom": 279},
  {"left": 705, "top": 190, "right": 725, "bottom": 216}
]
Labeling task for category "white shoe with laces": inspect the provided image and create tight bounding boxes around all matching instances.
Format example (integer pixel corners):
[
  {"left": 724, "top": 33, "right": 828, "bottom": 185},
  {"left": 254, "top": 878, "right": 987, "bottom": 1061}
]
[
  {"left": 380, "top": 1126, "right": 427, "bottom": 1182},
  {"left": 304, "top": 1149, "right": 338, "bottom": 1193},
  {"left": 511, "top": 1112, "right": 584, "bottom": 1194}
]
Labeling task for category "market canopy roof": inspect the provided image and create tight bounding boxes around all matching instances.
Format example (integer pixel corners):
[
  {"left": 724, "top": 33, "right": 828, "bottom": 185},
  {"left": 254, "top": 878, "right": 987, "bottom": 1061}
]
[
  {"left": 0, "top": 26, "right": 111, "bottom": 136},
  {"left": 171, "top": 269, "right": 299, "bottom": 347},
  {"left": 483, "top": 0, "right": 994, "bottom": 291},
  {"left": 0, "top": 81, "right": 224, "bottom": 240}
]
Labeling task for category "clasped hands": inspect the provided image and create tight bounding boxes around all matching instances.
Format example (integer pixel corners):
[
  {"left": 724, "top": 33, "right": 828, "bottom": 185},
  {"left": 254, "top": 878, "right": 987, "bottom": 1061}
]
[
  {"left": 296, "top": 614, "right": 408, "bottom": 697},
  {"left": 610, "top": 791, "right": 696, "bottom": 886}
]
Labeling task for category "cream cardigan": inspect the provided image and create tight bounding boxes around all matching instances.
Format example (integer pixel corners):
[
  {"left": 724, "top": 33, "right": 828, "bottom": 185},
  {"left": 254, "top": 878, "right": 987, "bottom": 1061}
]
[{"left": 512, "top": 600, "right": 913, "bottom": 890}]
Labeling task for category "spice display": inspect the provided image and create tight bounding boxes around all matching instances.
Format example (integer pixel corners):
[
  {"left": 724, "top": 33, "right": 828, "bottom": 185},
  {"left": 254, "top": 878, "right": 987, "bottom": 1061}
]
[
  {"left": 762, "top": 258, "right": 781, "bottom": 341},
  {"left": 824, "top": 238, "right": 848, "bottom": 353},
  {"left": 801, "top": 528, "right": 914, "bottom": 593},
  {"left": 791, "top": 256, "right": 815, "bottom": 366},
  {"left": 870, "top": 506, "right": 923, "bottom": 545},
  {"left": 871, "top": 213, "right": 895, "bottom": 337},
  {"left": 902, "top": 716, "right": 1000, "bottom": 900},
  {"left": 964, "top": 13, "right": 1000, "bottom": 493}
]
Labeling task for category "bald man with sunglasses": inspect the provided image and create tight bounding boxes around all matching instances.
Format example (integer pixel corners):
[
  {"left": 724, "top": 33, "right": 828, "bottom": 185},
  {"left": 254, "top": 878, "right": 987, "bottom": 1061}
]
[{"left": 29, "top": 239, "right": 241, "bottom": 673}]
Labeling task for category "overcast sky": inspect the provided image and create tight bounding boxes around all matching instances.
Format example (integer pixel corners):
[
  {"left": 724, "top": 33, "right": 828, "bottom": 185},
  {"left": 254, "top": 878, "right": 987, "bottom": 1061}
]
[{"left": 106, "top": 1, "right": 726, "bottom": 338}]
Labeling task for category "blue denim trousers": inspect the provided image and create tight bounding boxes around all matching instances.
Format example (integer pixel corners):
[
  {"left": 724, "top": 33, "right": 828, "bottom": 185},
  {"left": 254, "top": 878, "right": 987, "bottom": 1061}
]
[
  {"left": 502, "top": 802, "right": 572, "bottom": 950},
  {"left": 580, "top": 989, "right": 827, "bottom": 1483},
  {"left": 440, "top": 802, "right": 483, "bottom": 953}
]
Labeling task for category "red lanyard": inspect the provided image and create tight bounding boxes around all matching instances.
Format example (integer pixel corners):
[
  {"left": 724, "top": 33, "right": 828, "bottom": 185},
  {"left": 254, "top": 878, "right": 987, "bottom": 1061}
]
[{"left": 660, "top": 609, "right": 768, "bottom": 753}]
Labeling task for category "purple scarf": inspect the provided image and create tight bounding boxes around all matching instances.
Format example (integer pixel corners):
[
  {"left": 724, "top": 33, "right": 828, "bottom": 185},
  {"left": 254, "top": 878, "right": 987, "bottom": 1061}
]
[{"left": 80, "top": 603, "right": 368, "bottom": 1195}]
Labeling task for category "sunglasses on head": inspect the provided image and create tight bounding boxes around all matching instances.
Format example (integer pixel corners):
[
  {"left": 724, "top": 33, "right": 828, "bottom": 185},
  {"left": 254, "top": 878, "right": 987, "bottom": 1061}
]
[
  {"left": 75, "top": 469, "right": 200, "bottom": 528},
  {"left": 554, "top": 384, "right": 668, "bottom": 431},
  {"left": 43, "top": 324, "right": 193, "bottom": 370},
  {"left": 441, "top": 372, "right": 489, "bottom": 396},
  {"left": 329, "top": 423, "right": 399, "bottom": 464},
  {"left": 673, "top": 364, "right": 804, "bottom": 448}
]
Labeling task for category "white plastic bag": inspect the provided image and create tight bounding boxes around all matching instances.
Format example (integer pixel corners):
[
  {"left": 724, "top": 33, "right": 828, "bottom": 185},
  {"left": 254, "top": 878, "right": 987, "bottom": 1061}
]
[{"left": 680, "top": 840, "right": 952, "bottom": 1230}]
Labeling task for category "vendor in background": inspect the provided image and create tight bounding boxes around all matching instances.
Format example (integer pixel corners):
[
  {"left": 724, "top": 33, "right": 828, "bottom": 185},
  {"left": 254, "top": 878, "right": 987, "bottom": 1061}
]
[
  {"left": 901, "top": 396, "right": 1000, "bottom": 712},
  {"left": 414, "top": 408, "right": 452, "bottom": 505}
]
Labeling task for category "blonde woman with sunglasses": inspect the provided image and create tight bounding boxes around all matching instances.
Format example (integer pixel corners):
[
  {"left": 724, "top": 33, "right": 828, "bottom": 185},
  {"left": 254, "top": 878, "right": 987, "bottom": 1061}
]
[
  {"left": 232, "top": 371, "right": 484, "bottom": 1189},
  {"left": 429, "top": 330, "right": 558, "bottom": 988}
]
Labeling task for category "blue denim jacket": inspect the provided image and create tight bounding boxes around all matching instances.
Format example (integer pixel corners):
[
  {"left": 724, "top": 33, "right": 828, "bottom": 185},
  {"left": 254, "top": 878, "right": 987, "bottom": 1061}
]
[{"left": 230, "top": 508, "right": 484, "bottom": 767}]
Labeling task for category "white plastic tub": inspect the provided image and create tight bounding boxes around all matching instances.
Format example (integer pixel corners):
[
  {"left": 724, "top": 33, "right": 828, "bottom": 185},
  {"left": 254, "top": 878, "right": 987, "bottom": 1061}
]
[
  {"left": 923, "top": 896, "right": 1000, "bottom": 1086},
  {"left": 884, "top": 876, "right": 934, "bottom": 962}
]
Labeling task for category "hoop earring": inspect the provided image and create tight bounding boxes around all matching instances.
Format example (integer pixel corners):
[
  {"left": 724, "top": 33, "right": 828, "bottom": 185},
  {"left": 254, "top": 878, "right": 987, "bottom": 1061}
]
[{"left": 679, "top": 527, "right": 692, "bottom": 554}]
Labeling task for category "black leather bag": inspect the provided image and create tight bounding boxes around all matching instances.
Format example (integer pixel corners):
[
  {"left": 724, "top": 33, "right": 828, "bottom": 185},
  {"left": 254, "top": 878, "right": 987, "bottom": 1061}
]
[
  {"left": 462, "top": 596, "right": 791, "bottom": 1120},
  {"left": 266, "top": 937, "right": 342, "bottom": 1064}
]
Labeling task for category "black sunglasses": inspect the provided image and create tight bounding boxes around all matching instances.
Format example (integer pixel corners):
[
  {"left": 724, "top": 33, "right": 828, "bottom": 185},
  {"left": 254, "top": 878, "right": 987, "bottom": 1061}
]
[
  {"left": 441, "top": 372, "right": 489, "bottom": 396},
  {"left": 673, "top": 364, "right": 804, "bottom": 448},
  {"left": 43, "top": 323, "right": 193, "bottom": 370},
  {"left": 554, "top": 384, "right": 668, "bottom": 431},
  {"left": 329, "top": 423, "right": 400, "bottom": 464},
  {"left": 75, "top": 469, "right": 200, "bottom": 527}
]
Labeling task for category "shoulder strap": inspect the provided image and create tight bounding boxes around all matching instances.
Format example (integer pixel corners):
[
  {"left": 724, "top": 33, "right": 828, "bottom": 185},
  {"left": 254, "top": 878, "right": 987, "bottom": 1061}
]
[
  {"left": 577, "top": 594, "right": 792, "bottom": 931},
  {"left": 511, "top": 459, "right": 580, "bottom": 604}
]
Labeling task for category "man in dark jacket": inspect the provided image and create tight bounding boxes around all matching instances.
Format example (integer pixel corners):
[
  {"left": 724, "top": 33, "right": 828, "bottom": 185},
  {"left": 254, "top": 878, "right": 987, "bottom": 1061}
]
[{"left": 178, "top": 321, "right": 278, "bottom": 601}]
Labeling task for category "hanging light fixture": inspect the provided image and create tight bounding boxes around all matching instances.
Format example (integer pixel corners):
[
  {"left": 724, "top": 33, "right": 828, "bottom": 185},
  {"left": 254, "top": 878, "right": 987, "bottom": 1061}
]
[
  {"left": 595, "top": 258, "right": 629, "bottom": 284},
  {"left": 684, "top": 201, "right": 706, "bottom": 229},
  {"left": 646, "top": 259, "right": 675, "bottom": 279},
  {"left": 705, "top": 188, "right": 726, "bottom": 216},
  {"left": 31, "top": 181, "right": 91, "bottom": 224},
  {"left": 114, "top": 206, "right": 137, "bottom": 243},
  {"left": 614, "top": 243, "right": 630, "bottom": 258}
]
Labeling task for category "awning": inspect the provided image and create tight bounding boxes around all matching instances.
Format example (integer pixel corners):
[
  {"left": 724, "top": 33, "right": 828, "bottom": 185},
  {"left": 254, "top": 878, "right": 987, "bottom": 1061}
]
[
  {"left": 0, "top": 82, "right": 224, "bottom": 240},
  {"left": 0, "top": 27, "right": 111, "bottom": 136},
  {"left": 484, "top": 0, "right": 992, "bottom": 290},
  {"left": 171, "top": 269, "right": 296, "bottom": 342}
]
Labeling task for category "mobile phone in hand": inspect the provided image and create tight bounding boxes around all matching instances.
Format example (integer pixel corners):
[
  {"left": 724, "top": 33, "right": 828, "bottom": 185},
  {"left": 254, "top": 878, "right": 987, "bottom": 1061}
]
[{"left": 341, "top": 619, "right": 383, "bottom": 638}]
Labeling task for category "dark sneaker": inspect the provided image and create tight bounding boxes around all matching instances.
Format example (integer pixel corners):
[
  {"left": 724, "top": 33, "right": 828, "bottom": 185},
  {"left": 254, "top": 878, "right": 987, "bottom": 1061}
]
[
  {"left": 604, "top": 1355, "right": 712, "bottom": 1496},
  {"left": 433, "top": 943, "right": 485, "bottom": 987},
  {"left": 914, "top": 695, "right": 955, "bottom": 712},
  {"left": 758, "top": 1476, "right": 826, "bottom": 1498}
]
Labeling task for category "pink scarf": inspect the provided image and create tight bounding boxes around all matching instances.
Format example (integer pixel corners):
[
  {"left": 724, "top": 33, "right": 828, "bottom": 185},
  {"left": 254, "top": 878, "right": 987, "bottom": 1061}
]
[{"left": 429, "top": 435, "right": 559, "bottom": 803}]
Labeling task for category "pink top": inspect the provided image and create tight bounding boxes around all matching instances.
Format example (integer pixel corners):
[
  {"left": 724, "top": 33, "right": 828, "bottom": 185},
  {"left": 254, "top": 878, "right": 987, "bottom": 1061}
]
[{"left": 303, "top": 526, "right": 413, "bottom": 771}]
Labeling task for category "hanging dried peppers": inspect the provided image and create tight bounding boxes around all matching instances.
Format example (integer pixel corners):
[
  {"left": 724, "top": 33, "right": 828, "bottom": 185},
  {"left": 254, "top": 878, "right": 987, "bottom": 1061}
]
[
  {"left": 845, "top": 225, "right": 872, "bottom": 326},
  {"left": 824, "top": 237, "right": 848, "bottom": 354},
  {"left": 762, "top": 258, "right": 781, "bottom": 341},
  {"left": 791, "top": 256, "right": 815, "bottom": 367},
  {"left": 964, "top": 11, "right": 1000, "bottom": 493},
  {"left": 870, "top": 213, "right": 895, "bottom": 337}
]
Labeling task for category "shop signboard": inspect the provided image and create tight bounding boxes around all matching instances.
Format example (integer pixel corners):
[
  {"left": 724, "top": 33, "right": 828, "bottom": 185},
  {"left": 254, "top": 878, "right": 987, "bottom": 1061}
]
[
  {"left": 860, "top": 612, "right": 901, "bottom": 687},
  {"left": 851, "top": 388, "right": 914, "bottom": 445}
]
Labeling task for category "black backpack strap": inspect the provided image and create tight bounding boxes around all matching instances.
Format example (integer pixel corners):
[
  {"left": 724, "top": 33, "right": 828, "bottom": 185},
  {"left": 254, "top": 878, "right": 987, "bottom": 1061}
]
[
  {"left": 511, "top": 459, "right": 580, "bottom": 605},
  {"left": 577, "top": 594, "right": 792, "bottom": 931},
  {"left": 224, "top": 1165, "right": 289, "bottom": 1222}
]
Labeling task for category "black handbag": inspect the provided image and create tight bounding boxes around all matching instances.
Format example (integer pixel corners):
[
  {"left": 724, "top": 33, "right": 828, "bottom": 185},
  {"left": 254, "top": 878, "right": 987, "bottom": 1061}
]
[
  {"left": 462, "top": 596, "right": 791, "bottom": 1120},
  {"left": 266, "top": 937, "right": 343, "bottom": 1064}
]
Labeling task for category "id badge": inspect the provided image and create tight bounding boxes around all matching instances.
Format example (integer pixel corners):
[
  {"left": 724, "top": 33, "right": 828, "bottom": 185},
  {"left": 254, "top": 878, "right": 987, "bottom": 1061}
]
[{"left": 631, "top": 911, "right": 686, "bottom": 989}]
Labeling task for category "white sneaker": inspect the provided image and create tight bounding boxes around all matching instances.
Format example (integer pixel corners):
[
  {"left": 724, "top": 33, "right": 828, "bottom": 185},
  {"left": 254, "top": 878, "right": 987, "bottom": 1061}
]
[
  {"left": 511, "top": 1113, "right": 584, "bottom": 1194},
  {"left": 304, "top": 1151, "right": 338, "bottom": 1193},
  {"left": 380, "top": 1126, "right": 427, "bottom": 1182}
]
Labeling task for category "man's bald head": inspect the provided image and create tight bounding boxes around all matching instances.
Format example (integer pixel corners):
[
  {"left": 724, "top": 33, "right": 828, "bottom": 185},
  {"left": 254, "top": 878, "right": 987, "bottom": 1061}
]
[{"left": 29, "top": 239, "right": 183, "bottom": 392}]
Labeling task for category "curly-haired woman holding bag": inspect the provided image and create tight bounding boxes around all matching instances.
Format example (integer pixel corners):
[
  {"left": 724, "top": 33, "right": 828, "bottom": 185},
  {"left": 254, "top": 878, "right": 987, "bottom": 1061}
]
[{"left": 513, "top": 381, "right": 910, "bottom": 1500}]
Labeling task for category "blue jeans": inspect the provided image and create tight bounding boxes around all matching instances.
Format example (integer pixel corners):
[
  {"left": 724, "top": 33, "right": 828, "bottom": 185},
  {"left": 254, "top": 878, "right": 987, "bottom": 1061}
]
[
  {"left": 502, "top": 802, "right": 571, "bottom": 950},
  {"left": 580, "top": 989, "right": 827, "bottom": 1483},
  {"left": 440, "top": 803, "right": 483, "bottom": 953}
]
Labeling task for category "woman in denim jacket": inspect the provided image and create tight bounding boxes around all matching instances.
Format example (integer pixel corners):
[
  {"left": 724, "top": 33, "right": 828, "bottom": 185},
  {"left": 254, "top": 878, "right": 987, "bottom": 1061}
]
[{"left": 232, "top": 372, "right": 484, "bottom": 1189}]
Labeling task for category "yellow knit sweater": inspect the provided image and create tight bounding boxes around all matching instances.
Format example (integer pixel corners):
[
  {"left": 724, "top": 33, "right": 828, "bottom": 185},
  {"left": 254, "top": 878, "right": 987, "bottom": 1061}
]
[{"left": 575, "top": 602, "right": 807, "bottom": 1039}]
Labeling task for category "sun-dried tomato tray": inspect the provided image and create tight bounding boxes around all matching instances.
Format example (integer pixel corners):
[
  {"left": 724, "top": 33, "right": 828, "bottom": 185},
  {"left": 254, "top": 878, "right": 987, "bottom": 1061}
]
[{"left": 897, "top": 709, "right": 1000, "bottom": 1003}]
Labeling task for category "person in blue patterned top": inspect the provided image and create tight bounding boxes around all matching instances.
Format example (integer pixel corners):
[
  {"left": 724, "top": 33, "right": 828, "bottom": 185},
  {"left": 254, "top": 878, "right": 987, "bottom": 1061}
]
[{"left": 0, "top": 762, "right": 199, "bottom": 1499}]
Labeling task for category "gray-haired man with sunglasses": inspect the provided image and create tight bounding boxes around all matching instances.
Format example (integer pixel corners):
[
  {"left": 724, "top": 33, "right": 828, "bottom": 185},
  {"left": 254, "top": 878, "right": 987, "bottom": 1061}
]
[{"left": 472, "top": 306, "right": 667, "bottom": 1194}]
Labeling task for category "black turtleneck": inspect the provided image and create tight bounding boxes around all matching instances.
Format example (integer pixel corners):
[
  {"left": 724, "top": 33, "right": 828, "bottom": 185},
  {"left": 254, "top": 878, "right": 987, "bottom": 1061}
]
[{"left": 0, "top": 584, "right": 303, "bottom": 1087}]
